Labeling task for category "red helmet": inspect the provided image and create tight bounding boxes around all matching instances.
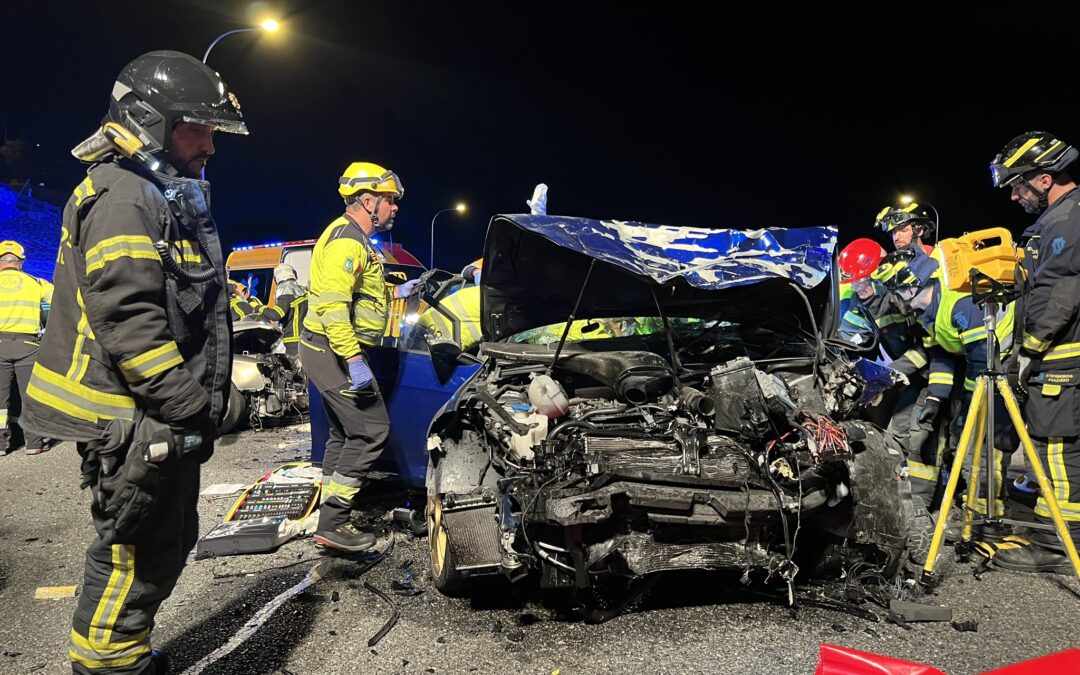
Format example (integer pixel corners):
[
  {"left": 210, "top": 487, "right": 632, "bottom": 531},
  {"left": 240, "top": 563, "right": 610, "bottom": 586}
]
[{"left": 838, "top": 238, "right": 886, "bottom": 282}]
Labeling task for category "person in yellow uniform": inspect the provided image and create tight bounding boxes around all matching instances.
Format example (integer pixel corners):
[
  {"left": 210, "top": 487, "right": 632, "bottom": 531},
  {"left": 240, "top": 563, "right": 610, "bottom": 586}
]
[
  {"left": 0, "top": 241, "right": 53, "bottom": 455},
  {"left": 416, "top": 285, "right": 484, "bottom": 351},
  {"left": 300, "top": 162, "right": 418, "bottom": 552}
]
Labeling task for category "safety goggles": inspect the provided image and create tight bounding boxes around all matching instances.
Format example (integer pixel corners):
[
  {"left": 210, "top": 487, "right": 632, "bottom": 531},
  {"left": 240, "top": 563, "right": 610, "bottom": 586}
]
[{"left": 338, "top": 170, "right": 405, "bottom": 199}]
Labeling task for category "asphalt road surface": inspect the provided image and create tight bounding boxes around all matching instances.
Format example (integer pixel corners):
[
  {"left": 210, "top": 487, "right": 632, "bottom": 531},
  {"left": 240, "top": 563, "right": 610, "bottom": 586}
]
[{"left": 1, "top": 425, "right": 1078, "bottom": 674}]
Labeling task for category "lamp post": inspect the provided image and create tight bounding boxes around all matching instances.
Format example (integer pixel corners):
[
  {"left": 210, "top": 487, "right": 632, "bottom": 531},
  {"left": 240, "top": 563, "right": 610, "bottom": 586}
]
[
  {"left": 203, "top": 19, "right": 281, "bottom": 63},
  {"left": 200, "top": 19, "right": 281, "bottom": 180},
  {"left": 430, "top": 203, "right": 467, "bottom": 269}
]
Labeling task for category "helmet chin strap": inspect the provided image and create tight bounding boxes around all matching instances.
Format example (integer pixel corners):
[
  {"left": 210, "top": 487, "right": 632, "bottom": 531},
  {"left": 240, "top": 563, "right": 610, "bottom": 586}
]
[
  {"left": 360, "top": 195, "right": 395, "bottom": 232},
  {"left": 1023, "top": 178, "right": 1050, "bottom": 214}
]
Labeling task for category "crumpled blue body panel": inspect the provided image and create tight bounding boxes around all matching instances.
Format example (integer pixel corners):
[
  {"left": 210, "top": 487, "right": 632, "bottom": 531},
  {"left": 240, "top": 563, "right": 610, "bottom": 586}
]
[
  {"left": 855, "top": 358, "right": 904, "bottom": 405},
  {"left": 507, "top": 215, "right": 836, "bottom": 290}
]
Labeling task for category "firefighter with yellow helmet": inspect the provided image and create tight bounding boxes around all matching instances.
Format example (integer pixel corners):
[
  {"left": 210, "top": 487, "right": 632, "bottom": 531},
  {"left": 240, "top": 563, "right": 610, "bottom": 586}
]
[
  {"left": 0, "top": 240, "right": 53, "bottom": 455},
  {"left": 301, "top": 162, "right": 419, "bottom": 551}
]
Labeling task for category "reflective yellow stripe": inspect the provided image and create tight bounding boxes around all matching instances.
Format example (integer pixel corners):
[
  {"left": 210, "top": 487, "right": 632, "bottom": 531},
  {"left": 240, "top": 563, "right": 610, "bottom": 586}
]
[
  {"left": 85, "top": 235, "right": 159, "bottom": 274},
  {"left": 70, "top": 628, "right": 150, "bottom": 668},
  {"left": 90, "top": 545, "right": 135, "bottom": 647},
  {"left": 964, "top": 377, "right": 977, "bottom": 392},
  {"left": 176, "top": 240, "right": 202, "bottom": 264},
  {"left": 1003, "top": 137, "right": 1041, "bottom": 167},
  {"left": 26, "top": 363, "right": 135, "bottom": 423},
  {"left": 1023, "top": 332, "right": 1051, "bottom": 353},
  {"left": 0, "top": 409, "right": 7, "bottom": 426},
  {"left": 1036, "top": 438, "right": 1080, "bottom": 519},
  {"left": 1043, "top": 341, "right": 1080, "bottom": 362},
  {"left": 928, "top": 373, "right": 954, "bottom": 386},
  {"left": 1034, "top": 140, "right": 1062, "bottom": 163},
  {"left": 908, "top": 460, "right": 939, "bottom": 481},
  {"left": 67, "top": 291, "right": 94, "bottom": 382},
  {"left": 903, "top": 349, "right": 928, "bottom": 369},
  {"left": 299, "top": 339, "right": 325, "bottom": 353},
  {"left": 324, "top": 477, "right": 363, "bottom": 501},
  {"left": 73, "top": 176, "right": 96, "bottom": 207},
  {"left": 118, "top": 341, "right": 184, "bottom": 382},
  {"left": 961, "top": 327, "right": 989, "bottom": 344},
  {"left": 922, "top": 335, "right": 935, "bottom": 348}
]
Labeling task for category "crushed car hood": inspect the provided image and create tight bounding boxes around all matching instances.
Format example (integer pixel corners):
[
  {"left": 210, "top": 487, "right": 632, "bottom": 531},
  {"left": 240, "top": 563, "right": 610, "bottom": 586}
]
[{"left": 480, "top": 215, "right": 837, "bottom": 341}]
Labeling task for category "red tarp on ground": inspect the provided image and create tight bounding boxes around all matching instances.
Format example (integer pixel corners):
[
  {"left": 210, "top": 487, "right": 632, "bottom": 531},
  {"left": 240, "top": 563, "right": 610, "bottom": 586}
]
[
  {"left": 816, "top": 644, "right": 945, "bottom": 675},
  {"left": 816, "top": 644, "right": 1080, "bottom": 675}
]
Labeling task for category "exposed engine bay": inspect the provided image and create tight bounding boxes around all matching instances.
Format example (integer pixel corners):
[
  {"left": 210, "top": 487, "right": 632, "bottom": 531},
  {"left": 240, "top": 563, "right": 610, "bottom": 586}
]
[
  {"left": 427, "top": 328, "right": 913, "bottom": 600},
  {"left": 225, "top": 319, "right": 309, "bottom": 433}
]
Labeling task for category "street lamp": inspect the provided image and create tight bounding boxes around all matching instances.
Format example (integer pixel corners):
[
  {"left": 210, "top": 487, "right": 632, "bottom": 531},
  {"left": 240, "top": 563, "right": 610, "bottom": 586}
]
[
  {"left": 430, "top": 203, "right": 467, "bottom": 269},
  {"left": 203, "top": 18, "right": 282, "bottom": 64},
  {"left": 200, "top": 18, "right": 281, "bottom": 180}
]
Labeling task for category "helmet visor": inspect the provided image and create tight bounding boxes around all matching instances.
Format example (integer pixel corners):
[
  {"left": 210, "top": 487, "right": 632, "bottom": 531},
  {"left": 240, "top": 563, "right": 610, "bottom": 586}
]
[
  {"left": 180, "top": 113, "right": 249, "bottom": 136},
  {"left": 338, "top": 170, "right": 405, "bottom": 199},
  {"left": 990, "top": 161, "right": 1022, "bottom": 189}
]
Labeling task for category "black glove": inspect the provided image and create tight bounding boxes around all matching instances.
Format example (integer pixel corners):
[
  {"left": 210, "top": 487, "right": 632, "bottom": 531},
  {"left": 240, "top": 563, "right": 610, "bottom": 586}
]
[
  {"left": 168, "top": 407, "right": 218, "bottom": 464},
  {"left": 94, "top": 414, "right": 163, "bottom": 540},
  {"left": 916, "top": 395, "right": 943, "bottom": 427}
]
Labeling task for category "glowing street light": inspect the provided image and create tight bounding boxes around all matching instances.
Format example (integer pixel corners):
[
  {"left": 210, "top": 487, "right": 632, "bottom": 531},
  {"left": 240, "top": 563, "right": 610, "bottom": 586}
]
[
  {"left": 203, "top": 18, "right": 283, "bottom": 64},
  {"left": 430, "top": 203, "right": 467, "bottom": 269}
]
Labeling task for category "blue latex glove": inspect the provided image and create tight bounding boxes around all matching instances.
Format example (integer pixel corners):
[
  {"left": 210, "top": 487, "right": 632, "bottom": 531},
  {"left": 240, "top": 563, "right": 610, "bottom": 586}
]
[
  {"left": 394, "top": 279, "right": 420, "bottom": 299},
  {"left": 348, "top": 358, "right": 374, "bottom": 391}
]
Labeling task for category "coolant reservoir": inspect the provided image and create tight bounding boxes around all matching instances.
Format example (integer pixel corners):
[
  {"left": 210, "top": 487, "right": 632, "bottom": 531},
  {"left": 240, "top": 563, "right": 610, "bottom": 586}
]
[
  {"left": 508, "top": 405, "right": 548, "bottom": 461},
  {"left": 528, "top": 374, "right": 569, "bottom": 418}
]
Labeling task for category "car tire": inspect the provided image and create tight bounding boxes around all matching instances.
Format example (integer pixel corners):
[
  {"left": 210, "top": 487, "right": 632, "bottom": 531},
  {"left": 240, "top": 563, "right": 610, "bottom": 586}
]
[
  {"left": 426, "top": 496, "right": 470, "bottom": 596},
  {"left": 220, "top": 384, "right": 250, "bottom": 435}
]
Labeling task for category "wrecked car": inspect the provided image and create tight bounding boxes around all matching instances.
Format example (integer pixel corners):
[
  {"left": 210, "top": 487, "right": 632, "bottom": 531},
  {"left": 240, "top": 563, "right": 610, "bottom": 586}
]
[
  {"left": 424, "top": 215, "right": 914, "bottom": 605},
  {"left": 222, "top": 317, "right": 309, "bottom": 433}
]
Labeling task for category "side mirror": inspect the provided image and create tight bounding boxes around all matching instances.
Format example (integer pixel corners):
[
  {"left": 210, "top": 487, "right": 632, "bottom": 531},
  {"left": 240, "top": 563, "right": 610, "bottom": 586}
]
[{"left": 429, "top": 339, "right": 463, "bottom": 384}]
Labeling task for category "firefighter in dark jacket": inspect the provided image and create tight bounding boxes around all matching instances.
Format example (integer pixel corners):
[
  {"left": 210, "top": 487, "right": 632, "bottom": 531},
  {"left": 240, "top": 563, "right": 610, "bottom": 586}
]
[
  {"left": 888, "top": 247, "right": 1018, "bottom": 533},
  {"left": 267, "top": 264, "right": 308, "bottom": 356},
  {"left": 0, "top": 240, "right": 53, "bottom": 455},
  {"left": 300, "top": 162, "right": 418, "bottom": 552},
  {"left": 21, "top": 51, "right": 247, "bottom": 673},
  {"left": 990, "top": 131, "right": 1080, "bottom": 573}
]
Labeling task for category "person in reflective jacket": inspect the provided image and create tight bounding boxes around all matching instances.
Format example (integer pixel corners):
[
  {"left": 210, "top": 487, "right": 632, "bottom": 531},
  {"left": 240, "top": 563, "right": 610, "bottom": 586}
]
[
  {"left": 300, "top": 162, "right": 419, "bottom": 552},
  {"left": 21, "top": 51, "right": 247, "bottom": 674},
  {"left": 989, "top": 131, "right": 1080, "bottom": 572},
  {"left": 0, "top": 240, "right": 53, "bottom": 455}
]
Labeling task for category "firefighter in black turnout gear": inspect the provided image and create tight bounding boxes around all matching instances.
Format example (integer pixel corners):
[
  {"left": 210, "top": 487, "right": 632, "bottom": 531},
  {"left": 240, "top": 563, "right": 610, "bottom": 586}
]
[
  {"left": 989, "top": 131, "right": 1080, "bottom": 573},
  {"left": 268, "top": 264, "right": 308, "bottom": 356},
  {"left": 21, "top": 51, "right": 248, "bottom": 672}
]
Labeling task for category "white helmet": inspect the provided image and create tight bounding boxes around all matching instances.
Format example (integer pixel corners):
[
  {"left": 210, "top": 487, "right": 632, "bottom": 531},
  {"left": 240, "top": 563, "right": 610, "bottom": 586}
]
[{"left": 274, "top": 264, "right": 298, "bottom": 284}]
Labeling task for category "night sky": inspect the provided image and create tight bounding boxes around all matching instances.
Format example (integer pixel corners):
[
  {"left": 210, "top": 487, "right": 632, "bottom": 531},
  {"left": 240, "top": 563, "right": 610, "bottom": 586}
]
[{"left": 4, "top": 2, "right": 1079, "bottom": 272}]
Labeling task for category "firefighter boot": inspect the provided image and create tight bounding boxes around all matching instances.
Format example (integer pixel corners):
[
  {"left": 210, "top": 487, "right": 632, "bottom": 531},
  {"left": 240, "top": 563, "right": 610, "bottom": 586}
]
[{"left": 313, "top": 497, "right": 375, "bottom": 552}]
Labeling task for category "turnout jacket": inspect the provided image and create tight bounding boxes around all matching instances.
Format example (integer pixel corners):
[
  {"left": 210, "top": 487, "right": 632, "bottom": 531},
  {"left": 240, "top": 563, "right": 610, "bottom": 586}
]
[
  {"left": 1019, "top": 187, "right": 1080, "bottom": 373},
  {"left": 22, "top": 159, "right": 232, "bottom": 442}
]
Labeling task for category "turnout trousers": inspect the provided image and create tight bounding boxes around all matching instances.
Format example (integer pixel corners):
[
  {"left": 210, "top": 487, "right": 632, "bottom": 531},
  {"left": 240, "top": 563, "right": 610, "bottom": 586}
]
[
  {"left": 70, "top": 441, "right": 200, "bottom": 674},
  {"left": 0, "top": 333, "right": 44, "bottom": 452},
  {"left": 1025, "top": 378, "right": 1080, "bottom": 549},
  {"left": 299, "top": 330, "right": 389, "bottom": 530}
]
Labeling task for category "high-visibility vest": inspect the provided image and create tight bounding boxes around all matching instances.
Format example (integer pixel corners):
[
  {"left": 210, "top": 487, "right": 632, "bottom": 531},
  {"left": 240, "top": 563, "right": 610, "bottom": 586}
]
[{"left": 0, "top": 269, "right": 53, "bottom": 334}]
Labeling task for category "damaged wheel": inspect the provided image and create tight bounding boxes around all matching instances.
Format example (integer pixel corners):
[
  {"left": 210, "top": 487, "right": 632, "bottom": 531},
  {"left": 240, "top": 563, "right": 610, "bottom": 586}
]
[
  {"left": 427, "top": 496, "right": 469, "bottom": 595},
  {"left": 220, "top": 384, "right": 250, "bottom": 435}
]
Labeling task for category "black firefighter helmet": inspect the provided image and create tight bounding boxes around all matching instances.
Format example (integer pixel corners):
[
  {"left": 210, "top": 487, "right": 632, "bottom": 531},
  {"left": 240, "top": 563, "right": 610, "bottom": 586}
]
[
  {"left": 990, "top": 131, "right": 1078, "bottom": 189},
  {"left": 107, "top": 50, "right": 249, "bottom": 157}
]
